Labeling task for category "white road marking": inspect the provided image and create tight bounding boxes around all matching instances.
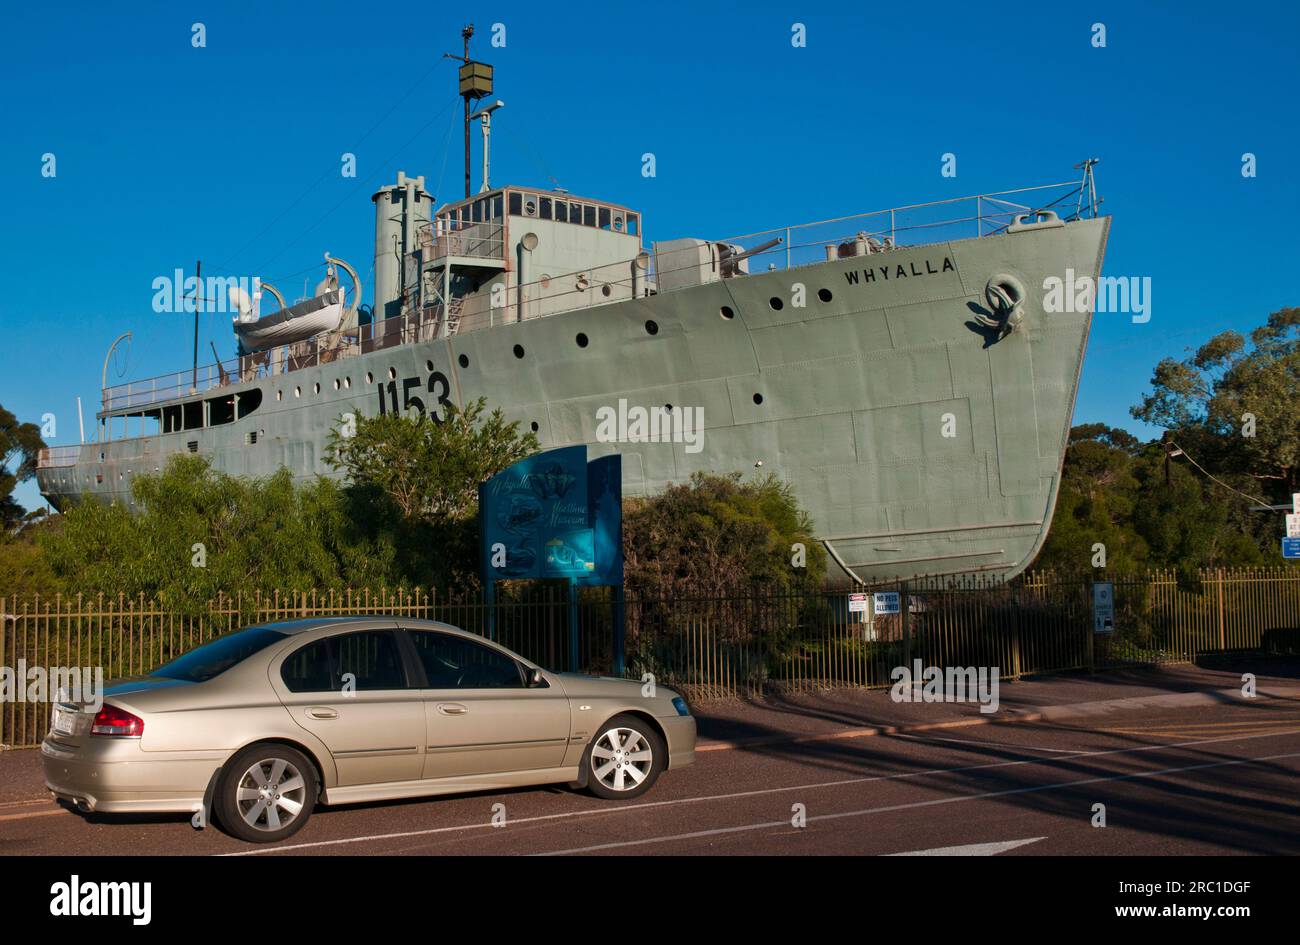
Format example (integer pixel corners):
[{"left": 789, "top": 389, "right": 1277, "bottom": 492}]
[
  {"left": 222, "top": 726, "right": 1300, "bottom": 856},
  {"left": 893, "top": 732, "right": 1077, "bottom": 753},
  {"left": 885, "top": 837, "right": 1046, "bottom": 856},
  {"left": 533, "top": 750, "right": 1300, "bottom": 855}
]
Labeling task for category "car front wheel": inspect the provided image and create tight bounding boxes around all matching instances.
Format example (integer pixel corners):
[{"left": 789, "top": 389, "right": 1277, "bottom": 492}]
[
  {"left": 215, "top": 743, "right": 318, "bottom": 843},
  {"left": 583, "top": 714, "right": 665, "bottom": 800}
]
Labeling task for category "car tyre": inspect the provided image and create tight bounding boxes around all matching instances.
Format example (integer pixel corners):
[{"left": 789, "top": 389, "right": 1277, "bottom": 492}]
[
  {"left": 582, "top": 714, "right": 665, "bottom": 800},
  {"left": 215, "top": 743, "right": 319, "bottom": 843}
]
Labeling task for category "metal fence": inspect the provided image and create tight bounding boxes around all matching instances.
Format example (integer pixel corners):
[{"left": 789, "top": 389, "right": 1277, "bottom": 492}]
[{"left": 4, "top": 569, "right": 1300, "bottom": 748}]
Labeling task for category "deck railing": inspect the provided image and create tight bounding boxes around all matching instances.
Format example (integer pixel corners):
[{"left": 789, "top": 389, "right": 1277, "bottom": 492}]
[{"left": 93, "top": 179, "right": 1091, "bottom": 423}]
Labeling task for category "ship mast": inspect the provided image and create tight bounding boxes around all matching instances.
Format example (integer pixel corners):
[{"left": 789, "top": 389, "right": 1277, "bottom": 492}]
[{"left": 445, "top": 24, "right": 494, "bottom": 199}]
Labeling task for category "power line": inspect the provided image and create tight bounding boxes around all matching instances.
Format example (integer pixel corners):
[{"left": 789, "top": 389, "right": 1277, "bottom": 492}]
[
  {"left": 1167, "top": 439, "right": 1273, "bottom": 508},
  {"left": 210, "top": 59, "right": 451, "bottom": 276}
]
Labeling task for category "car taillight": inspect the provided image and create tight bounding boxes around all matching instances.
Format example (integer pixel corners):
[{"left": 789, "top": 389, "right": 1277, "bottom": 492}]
[{"left": 90, "top": 704, "right": 144, "bottom": 737}]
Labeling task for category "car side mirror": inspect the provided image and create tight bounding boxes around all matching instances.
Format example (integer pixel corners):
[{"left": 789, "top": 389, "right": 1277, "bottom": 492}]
[{"left": 526, "top": 667, "right": 545, "bottom": 688}]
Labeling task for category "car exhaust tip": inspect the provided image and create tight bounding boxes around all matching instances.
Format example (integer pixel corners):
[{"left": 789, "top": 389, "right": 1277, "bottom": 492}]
[{"left": 74, "top": 798, "right": 92, "bottom": 813}]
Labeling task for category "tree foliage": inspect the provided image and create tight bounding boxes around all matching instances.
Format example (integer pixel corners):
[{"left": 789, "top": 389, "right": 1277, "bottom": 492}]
[
  {"left": 1131, "top": 306, "right": 1300, "bottom": 496},
  {"left": 1033, "top": 424, "right": 1269, "bottom": 575},
  {"left": 1, "top": 404, "right": 46, "bottom": 532},
  {"left": 325, "top": 398, "right": 537, "bottom": 528},
  {"left": 42, "top": 456, "right": 399, "bottom": 613},
  {"left": 325, "top": 399, "right": 538, "bottom": 591},
  {"left": 623, "top": 472, "right": 825, "bottom": 597}
]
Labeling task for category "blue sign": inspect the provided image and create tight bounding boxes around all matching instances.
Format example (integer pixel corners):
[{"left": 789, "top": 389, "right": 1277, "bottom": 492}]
[
  {"left": 479, "top": 446, "right": 622, "bottom": 587},
  {"left": 1283, "top": 538, "right": 1300, "bottom": 559},
  {"left": 479, "top": 447, "right": 625, "bottom": 673}
]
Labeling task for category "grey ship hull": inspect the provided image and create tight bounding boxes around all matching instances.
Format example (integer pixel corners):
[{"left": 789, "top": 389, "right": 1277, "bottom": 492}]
[{"left": 39, "top": 216, "right": 1108, "bottom": 586}]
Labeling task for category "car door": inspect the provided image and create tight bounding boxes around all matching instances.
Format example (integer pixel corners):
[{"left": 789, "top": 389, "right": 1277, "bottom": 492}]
[
  {"left": 275, "top": 627, "right": 425, "bottom": 786},
  {"left": 403, "top": 629, "right": 571, "bottom": 780}
]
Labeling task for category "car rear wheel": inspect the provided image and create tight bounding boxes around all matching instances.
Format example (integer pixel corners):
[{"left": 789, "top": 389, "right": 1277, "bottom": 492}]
[
  {"left": 216, "top": 744, "right": 318, "bottom": 843},
  {"left": 582, "top": 714, "right": 664, "bottom": 800}
]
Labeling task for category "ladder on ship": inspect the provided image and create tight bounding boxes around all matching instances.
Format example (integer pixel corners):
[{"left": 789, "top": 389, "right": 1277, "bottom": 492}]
[{"left": 444, "top": 296, "right": 464, "bottom": 336}]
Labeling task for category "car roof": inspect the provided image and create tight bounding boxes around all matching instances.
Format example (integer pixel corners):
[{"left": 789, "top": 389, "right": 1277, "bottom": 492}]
[{"left": 246, "top": 616, "right": 473, "bottom": 637}]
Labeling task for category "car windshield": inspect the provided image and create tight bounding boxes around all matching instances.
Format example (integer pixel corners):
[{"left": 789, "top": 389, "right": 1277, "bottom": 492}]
[{"left": 150, "top": 626, "right": 288, "bottom": 683}]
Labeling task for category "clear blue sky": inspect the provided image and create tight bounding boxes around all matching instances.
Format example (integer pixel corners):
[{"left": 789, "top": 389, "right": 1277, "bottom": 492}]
[{"left": 3, "top": 0, "right": 1298, "bottom": 513}]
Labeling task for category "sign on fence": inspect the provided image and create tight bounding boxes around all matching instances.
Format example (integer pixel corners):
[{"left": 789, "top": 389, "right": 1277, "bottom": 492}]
[
  {"left": 874, "top": 591, "right": 900, "bottom": 615},
  {"left": 1092, "top": 581, "right": 1115, "bottom": 634},
  {"left": 1283, "top": 538, "right": 1300, "bottom": 560},
  {"left": 848, "top": 594, "right": 869, "bottom": 614},
  {"left": 1286, "top": 514, "right": 1300, "bottom": 539}
]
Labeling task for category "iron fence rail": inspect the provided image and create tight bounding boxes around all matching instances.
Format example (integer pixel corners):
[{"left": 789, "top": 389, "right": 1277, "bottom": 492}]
[{"left": 4, "top": 568, "right": 1300, "bottom": 748}]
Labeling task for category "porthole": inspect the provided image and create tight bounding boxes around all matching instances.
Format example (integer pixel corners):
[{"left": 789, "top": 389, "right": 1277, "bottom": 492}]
[
  {"left": 720, "top": 305, "right": 735, "bottom": 320},
  {"left": 294, "top": 386, "right": 301, "bottom": 398},
  {"left": 458, "top": 354, "right": 470, "bottom": 369},
  {"left": 576, "top": 332, "right": 589, "bottom": 348},
  {"left": 664, "top": 404, "right": 673, "bottom": 412},
  {"left": 753, "top": 393, "right": 764, "bottom": 405},
  {"left": 313, "top": 382, "right": 321, "bottom": 394},
  {"left": 426, "top": 360, "right": 435, "bottom": 372},
  {"left": 601, "top": 284, "right": 612, "bottom": 297},
  {"left": 645, "top": 319, "right": 658, "bottom": 335},
  {"left": 344, "top": 377, "right": 351, "bottom": 389},
  {"left": 387, "top": 367, "right": 397, "bottom": 380},
  {"left": 769, "top": 297, "right": 784, "bottom": 311},
  {"left": 817, "top": 288, "right": 833, "bottom": 303},
  {"left": 530, "top": 421, "right": 539, "bottom": 432},
  {"left": 513, "top": 344, "right": 525, "bottom": 359},
  {"left": 540, "top": 275, "right": 552, "bottom": 289},
  {"left": 365, "top": 372, "right": 374, "bottom": 384},
  {"left": 332, "top": 379, "right": 340, "bottom": 391},
  {"left": 276, "top": 390, "right": 283, "bottom": 401}
]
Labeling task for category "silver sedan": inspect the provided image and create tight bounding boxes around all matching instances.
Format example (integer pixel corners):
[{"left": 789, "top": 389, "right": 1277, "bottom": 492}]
[{"left": 42, "top": 617, "right": 695, "bottom": 842}]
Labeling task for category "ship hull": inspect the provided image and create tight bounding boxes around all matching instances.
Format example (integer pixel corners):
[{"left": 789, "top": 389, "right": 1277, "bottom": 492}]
[{"left": 39, "top": 217, "right": 1109, "bottom": 586}]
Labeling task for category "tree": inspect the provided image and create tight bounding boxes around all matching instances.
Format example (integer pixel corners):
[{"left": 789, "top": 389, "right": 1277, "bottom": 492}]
[
  {"left": 325, "top": 399, "right": 538, "bottom": 590},
  {"left": 623, "top": 472, "right": 826, "bottom": 598},
  {"left": 325, "top": 398, "right": 538, "bottom": 528},
  {"left": 42, "top": 456, "right": 400, "bottom": 613},
  {"left": 1131, "top": 306, "right": 1300, "bottom": 498},
  {"left": 1, "top": 404, "right": 46, "bottom": 532}
]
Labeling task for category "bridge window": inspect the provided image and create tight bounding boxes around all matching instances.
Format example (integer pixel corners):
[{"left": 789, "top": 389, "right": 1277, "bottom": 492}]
[
  {"left": 509, "top": 192, "right": 521, "bottom": 215},
  {"left": 554, "top": 201, "right": 568, "bottom": 223},
  {"left": 539, "top": 196, "right": 552, "bottom": 220},
  {"left": 583, "top": 205, "right": 596, "bottom": 227},
  {"left": 599, "top": 207, "right": 611, "bottom": 230}
]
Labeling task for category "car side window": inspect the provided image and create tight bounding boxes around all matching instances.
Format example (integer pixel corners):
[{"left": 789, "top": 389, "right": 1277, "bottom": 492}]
[
  {"left": 407, "top": 631, "right": 524, "bottom": 689},
  {"left": 281, "top": 631, "right": 408, "bottom": 693}
]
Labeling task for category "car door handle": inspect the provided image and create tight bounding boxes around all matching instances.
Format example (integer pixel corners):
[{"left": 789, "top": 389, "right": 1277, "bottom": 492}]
[
  {"left": 437, "top": 703, "right": 468, "bottom": 716},
  {"left": 306, "top": 707, "right": 338, "bottom": 720}
]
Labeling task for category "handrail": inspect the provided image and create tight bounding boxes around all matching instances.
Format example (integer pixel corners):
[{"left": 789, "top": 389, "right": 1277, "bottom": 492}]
[{"left": 100, "top": 180, "right": 1091, "bottom": 413}]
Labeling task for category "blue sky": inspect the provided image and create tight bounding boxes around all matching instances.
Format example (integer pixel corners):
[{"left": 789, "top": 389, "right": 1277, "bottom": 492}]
[{"left": 2, "top": 0, "right": 1298, "bottom": 513}]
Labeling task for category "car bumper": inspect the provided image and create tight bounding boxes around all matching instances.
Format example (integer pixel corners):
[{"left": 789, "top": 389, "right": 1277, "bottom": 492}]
[
  {"left": 660, "top": 714, "right": 696, "bottom": 769},
  {"left": 42, "top": 736, "right": 225, "bottom": 814}
]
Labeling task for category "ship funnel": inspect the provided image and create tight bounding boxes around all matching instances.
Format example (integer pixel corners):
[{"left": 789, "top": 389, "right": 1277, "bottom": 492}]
[{"left": 371, "top": 171, "right": 431, "bottom": 320}]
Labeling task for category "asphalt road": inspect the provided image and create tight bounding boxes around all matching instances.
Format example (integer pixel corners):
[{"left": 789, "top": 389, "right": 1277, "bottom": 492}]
[{"left": 3, "top": 696, "right": 1299, "bottom": 856}]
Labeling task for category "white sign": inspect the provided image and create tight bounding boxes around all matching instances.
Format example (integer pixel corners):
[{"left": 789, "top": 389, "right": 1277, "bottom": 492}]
[
  {"left": 874, "top": 591, "right": 900, "bottom": 615},
  {"left": 848, "top": 594, "right": 869, "bottom": 614},
  {"left": 1092, "top": 581, "right": 1114, "bottom": 634},
  {"left": 1293, "top": 493, "right": 1300, "bottom": 515},
  {"left": 1289, "top": 514, "right": 1300, "bottom": 539}
]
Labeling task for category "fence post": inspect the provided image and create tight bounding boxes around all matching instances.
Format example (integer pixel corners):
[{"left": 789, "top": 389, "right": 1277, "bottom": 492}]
[
  {"left": 900, "top": 580, "right": 910, "bottom": 674},
  {"left": 1216, "top": 568, "right": 1225, "bottom": 651},
  {"left": 1085, "top": 577, "right": 1095, "bottom": 673}
]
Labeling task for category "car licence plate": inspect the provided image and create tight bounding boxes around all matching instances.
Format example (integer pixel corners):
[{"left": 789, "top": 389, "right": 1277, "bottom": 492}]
[{"left": 52, "top": 708, "right": 78, "bottom": 736}]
